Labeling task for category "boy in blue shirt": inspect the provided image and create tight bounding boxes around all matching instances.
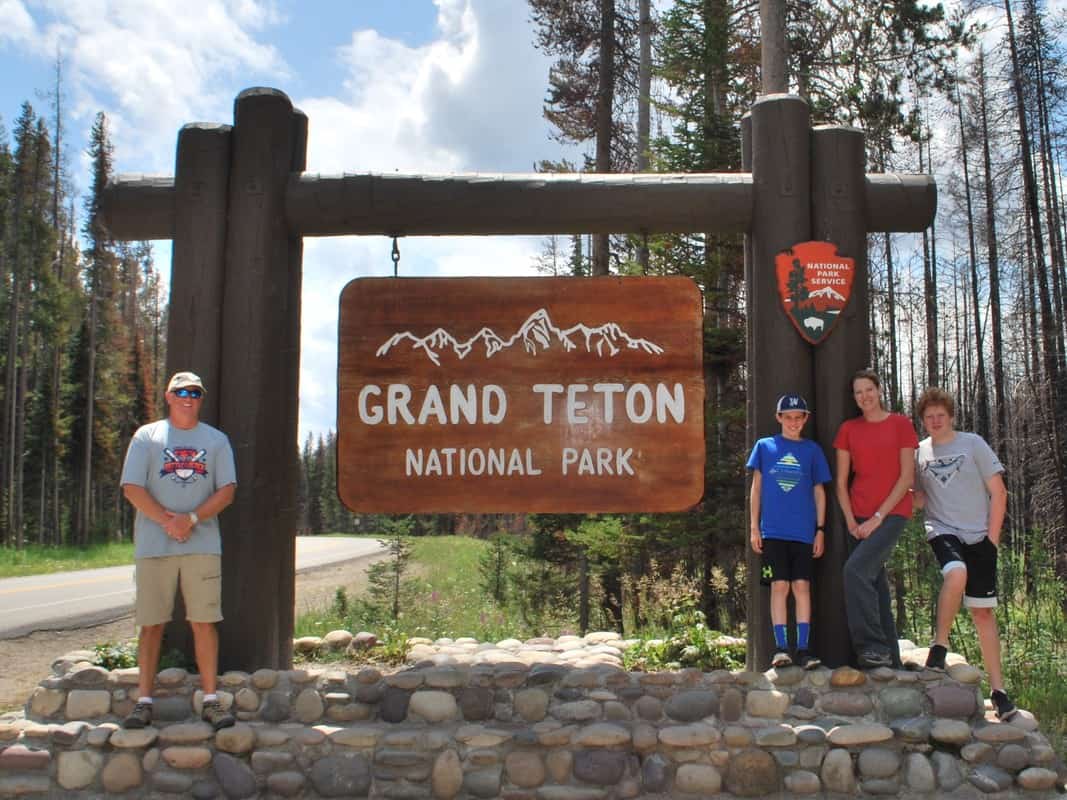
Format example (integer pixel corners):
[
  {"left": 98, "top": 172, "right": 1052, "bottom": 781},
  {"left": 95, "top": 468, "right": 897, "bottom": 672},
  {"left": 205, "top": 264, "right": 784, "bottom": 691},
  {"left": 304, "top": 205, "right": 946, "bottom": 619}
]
[{"left": 748, "top": 394, "right": 832, "bottom": 669}]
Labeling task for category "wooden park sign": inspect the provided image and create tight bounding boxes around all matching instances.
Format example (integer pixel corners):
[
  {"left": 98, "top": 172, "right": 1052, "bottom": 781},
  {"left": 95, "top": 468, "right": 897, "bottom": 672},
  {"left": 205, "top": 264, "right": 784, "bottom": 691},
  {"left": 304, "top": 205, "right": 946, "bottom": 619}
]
[
  {"left": 338, "top": 277, "right": 704, "bottom": 512},
  {"left": 775, "top": 241, "right": 854, "bottom": 345}
]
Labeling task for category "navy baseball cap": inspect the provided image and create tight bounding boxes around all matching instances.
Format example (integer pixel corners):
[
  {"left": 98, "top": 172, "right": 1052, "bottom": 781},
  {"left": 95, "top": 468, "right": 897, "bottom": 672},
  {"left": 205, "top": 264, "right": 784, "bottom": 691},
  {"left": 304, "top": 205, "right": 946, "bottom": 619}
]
[{"left": 776, "top": 394, "right": 810, "bottom": 413}]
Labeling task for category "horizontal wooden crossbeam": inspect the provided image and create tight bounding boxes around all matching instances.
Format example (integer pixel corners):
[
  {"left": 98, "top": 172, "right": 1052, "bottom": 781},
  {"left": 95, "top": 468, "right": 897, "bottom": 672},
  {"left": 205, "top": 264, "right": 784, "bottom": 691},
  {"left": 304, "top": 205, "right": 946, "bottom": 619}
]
[{"left": 99, "top": 171, "right": 935, "bottom": 241}]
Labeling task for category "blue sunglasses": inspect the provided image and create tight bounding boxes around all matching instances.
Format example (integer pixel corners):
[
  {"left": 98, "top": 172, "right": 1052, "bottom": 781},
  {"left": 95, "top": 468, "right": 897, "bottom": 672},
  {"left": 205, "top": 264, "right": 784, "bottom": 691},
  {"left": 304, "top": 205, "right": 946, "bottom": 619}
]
[{"left": 174, "top": 388, "right": 203, "bottom": 399}]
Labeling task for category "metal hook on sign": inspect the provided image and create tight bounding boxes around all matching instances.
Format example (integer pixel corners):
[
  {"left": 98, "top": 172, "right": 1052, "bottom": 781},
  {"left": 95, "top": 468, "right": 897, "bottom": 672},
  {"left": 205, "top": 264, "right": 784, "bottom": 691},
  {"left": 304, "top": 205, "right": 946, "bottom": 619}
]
[{"left": 391, "top": 237, "right": 401, "bottom": 277}]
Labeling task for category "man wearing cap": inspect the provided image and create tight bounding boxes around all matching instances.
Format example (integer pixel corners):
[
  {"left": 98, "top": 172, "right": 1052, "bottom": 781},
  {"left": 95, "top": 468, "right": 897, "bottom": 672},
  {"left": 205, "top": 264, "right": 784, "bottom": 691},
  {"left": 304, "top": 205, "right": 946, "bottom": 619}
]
[{"left": 119, "top": 371, "right": 237, "bottom": 731}]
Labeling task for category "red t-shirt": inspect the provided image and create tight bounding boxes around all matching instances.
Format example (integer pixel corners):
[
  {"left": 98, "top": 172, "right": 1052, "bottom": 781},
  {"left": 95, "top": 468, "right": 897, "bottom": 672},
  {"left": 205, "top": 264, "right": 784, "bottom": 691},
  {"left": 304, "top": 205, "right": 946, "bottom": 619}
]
[{"left": 833, "top": 413, "right": 919, "bottom": 518}]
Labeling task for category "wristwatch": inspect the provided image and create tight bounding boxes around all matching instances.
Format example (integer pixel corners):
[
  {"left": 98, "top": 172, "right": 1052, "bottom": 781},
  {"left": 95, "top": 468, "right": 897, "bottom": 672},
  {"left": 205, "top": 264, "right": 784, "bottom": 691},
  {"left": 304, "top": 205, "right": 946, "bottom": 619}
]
[
  {"left": 873, "top": 511, "right": 883, "bottom": 520},
  {"left": 189, "top": 511, "right": 199, "bottom": 526}
]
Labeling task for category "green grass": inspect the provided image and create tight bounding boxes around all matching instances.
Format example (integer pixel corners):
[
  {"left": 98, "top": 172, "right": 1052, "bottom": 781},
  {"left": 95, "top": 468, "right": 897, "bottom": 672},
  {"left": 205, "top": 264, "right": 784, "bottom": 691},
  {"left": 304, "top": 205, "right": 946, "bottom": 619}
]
[
  {"left": 0, "top": 542, "right": 135, "bottom": 578},
  {"left": 295, "top": 536, "right": 550, "bottom": 644}
]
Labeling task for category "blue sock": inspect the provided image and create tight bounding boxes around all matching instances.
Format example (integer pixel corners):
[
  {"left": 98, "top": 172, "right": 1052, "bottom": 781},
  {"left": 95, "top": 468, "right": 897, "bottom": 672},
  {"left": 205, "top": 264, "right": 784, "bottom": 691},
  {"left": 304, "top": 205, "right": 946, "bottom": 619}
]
[
  {"left": 773, "top": 624, "right": 788, "bottom": 649},
  {"left": 797, "top": 622, "right": 810, "bottom": 650}
]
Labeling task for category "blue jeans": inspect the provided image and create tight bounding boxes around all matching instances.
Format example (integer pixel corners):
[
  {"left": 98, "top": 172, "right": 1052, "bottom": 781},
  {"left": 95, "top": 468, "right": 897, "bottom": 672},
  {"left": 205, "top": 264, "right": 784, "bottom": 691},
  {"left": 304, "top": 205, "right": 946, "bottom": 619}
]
[{"left": 844, "top": 514, "right": 906, "bottom": 665}]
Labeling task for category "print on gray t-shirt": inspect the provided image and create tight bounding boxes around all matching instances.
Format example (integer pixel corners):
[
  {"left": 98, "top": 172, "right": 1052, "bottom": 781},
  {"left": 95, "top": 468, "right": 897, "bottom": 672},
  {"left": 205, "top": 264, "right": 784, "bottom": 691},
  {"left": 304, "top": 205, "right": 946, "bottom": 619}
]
[
  {"left": 120, "top": 420, "right": 237, "bottom": 559},
  {"left": 915, "top": 431, "right": 1003, "bottom": 544}
]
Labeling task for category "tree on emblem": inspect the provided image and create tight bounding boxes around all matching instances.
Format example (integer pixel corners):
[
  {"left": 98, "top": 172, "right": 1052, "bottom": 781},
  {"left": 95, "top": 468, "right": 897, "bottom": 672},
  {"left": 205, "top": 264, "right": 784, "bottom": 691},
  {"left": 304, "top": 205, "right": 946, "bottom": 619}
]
[{"left": 787, "top": 257, "right": 809, "bottom": 307}]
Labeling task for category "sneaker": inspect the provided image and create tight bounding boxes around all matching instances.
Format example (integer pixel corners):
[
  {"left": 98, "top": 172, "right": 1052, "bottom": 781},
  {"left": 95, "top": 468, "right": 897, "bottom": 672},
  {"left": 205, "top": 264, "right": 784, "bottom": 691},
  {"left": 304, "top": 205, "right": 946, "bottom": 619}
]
[
  {"left": 925, "top": 643, "right": 947, "bottom": 672},
  {"left": 991, "top": 690, "right": 1018, "bottom": 722},
  {"left": 770, "top": 650, "right": 793, "bottom": 669},
  {"left": 201, "top": 699, "right": 235, "bottom": 731},
  {"left": 857, "top": 650, "right": 893, "bottom": 669},
  {"left": 796, "top": 649, "right": 821, "bottom": 670},
  {"left": 123, "top": 701, "right": 153, "bottom": 729}
]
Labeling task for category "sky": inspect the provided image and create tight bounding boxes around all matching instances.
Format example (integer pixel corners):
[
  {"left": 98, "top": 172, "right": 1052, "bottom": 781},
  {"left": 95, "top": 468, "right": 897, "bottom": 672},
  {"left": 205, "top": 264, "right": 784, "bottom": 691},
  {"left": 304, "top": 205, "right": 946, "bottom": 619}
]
[{"left": 0, "top": 0, "right": 572, "bottom": 441}]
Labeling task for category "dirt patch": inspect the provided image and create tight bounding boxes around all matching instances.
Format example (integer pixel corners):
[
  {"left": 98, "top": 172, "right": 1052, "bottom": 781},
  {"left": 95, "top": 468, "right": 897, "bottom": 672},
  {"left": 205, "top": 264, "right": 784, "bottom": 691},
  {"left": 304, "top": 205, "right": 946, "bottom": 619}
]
[{"left": 0, "top": 552, "right": 387, "bottom": 714}]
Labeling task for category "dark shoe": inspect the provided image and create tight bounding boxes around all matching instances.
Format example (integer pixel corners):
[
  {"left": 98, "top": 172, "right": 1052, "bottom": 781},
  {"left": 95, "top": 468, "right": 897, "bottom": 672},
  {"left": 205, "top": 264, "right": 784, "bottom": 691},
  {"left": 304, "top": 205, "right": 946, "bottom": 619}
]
[
  {"left": 123, "top": 701, "right": 153, "bottom": 729},
  {"left": 201, "top": 699, "right": 235, "bottom": 731},
  {"left": 770, "top": 650, "right": 793, "bottom": 669},
  {"left": 796, "top": 649, "right": 821, "bottom": 670},
  {"left": 857, "top": 650, "right": 893, "bottom": 669},
  {"left": 991, "top": 690, "right": 1018, "bottom": 722},
  {"left": 925, "top": 643, "right": 948, "bottom": 672}
]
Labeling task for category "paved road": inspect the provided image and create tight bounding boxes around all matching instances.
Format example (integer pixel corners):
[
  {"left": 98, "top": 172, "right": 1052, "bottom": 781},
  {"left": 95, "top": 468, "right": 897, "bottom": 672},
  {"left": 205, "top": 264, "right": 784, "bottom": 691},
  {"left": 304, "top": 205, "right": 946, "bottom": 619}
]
[{"left": 0, "top": 536, "right": 385, "bottom": 640}]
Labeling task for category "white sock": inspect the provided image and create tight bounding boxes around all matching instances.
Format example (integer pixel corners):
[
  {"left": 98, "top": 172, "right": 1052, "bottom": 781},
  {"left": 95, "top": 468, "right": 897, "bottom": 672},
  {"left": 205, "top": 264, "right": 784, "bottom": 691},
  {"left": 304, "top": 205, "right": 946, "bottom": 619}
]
[
  {"left": 137, "top": 696, "right": 153, "bottom": 704},
  {"left": 203, "top": 693, "right": 218, "bottom": 703}
]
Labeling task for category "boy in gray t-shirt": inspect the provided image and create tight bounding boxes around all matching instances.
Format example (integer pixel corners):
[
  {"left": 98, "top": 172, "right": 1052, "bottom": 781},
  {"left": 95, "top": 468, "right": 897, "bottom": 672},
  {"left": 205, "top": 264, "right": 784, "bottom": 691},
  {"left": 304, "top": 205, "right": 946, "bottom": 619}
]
[{"left": 914, "top": 388, "right": 1015, "bottom": 721}]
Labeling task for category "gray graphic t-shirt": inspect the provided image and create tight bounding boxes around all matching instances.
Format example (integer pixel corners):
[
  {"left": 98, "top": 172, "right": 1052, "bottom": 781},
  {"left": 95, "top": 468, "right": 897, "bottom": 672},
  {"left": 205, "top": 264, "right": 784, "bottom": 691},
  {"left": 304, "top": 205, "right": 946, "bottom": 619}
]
[
  {"left": 915, "top": 431, "right": 1003, "bottom": 544},
  {"left": 120, "top": 420, "right": 237, "bottom": 558}
]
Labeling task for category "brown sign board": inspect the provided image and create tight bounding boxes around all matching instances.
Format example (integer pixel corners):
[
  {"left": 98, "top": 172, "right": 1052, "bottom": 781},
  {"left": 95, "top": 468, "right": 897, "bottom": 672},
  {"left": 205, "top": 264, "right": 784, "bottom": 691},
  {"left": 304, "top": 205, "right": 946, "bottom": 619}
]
[{"left": 337, "top": 277, "right": 705, "bottom": 513}]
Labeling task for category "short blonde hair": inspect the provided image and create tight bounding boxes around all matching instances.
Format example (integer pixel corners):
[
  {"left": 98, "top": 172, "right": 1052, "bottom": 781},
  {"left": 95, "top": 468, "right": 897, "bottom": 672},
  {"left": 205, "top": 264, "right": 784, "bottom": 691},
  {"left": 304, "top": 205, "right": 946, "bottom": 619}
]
[{"left": 916, "top": 387, "right": 955, "bottom": 419}]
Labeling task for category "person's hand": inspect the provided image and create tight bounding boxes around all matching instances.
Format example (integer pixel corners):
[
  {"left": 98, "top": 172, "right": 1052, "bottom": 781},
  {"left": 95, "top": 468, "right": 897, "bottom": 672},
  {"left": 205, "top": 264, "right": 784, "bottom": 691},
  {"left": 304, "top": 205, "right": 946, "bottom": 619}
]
[
  {"left": 813, "top": 530, "right": 825, "bottom": 558},
  {"left": 856, "top": 516, "right": 881, "bottom": 539},
  {"left": 846, "top": 519, "right": 860, "bottom": 539},
  {"left": 749, "top": 528, "right": 763, "bottom": 554},
  {"left": 162, "top": 511, "right": 194, "bottom": 542},
  {"left": 988, "top": 531, "right": 1000, "bottom": 548}
]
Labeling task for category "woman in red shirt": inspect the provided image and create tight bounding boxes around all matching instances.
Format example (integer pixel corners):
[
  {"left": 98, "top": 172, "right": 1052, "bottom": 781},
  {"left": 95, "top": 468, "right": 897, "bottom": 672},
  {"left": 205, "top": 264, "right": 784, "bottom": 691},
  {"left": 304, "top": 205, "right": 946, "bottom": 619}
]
[{"left": 833, "top": 369, "right": 918, "bottom": 668}]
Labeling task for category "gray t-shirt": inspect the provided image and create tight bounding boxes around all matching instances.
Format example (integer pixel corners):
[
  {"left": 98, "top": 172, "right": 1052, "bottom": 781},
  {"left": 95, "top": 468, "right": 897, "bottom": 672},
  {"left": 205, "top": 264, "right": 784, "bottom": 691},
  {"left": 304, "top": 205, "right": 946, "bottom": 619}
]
[
  {"left": 915, "top": 431, "right": 1004, "bottom": 544},
  {"left": 120, "top": 419, "right": 237, "bottom": 559}
]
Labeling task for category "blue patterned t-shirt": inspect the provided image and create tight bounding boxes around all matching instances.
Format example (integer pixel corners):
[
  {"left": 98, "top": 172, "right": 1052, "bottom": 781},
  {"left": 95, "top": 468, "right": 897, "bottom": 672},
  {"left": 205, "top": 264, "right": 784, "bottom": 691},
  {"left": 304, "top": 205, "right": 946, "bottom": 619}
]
[{"left": 747, "top": 435, "right": 832, "bottom": 543}]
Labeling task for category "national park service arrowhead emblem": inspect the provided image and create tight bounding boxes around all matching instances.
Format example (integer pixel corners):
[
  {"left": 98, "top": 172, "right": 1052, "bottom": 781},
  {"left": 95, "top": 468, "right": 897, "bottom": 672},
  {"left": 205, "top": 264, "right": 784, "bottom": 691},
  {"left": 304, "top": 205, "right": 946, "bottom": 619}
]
[{"left": 775, "top": 241, "right": 855, "bottom": 345}]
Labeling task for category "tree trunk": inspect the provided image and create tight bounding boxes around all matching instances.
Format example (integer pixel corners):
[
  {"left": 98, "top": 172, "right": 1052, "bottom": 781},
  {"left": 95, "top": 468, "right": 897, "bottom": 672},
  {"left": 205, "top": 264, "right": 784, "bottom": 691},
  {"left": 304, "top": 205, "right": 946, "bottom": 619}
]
[
  {"left": 593, "top": 0, "right": 615, "bottom": 276},
  {"left": 976, "top": 50, "right": 1008, "bottom": 449},
  {"left": 635, "top": 0, "right": 651, "bottom": 273},
  {"left": 919, "top": 132, "right": 938, "bottom": 387},
  {"left": 956, "top": 83, "right": 990, "bottom": 439}
]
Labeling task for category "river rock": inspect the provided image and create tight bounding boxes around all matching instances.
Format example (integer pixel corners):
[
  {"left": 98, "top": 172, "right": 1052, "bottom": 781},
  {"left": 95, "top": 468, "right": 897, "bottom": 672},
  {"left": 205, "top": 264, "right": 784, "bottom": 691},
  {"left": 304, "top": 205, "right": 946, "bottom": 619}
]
[
  {"left": 675, "top": 763, "right": 722, "bottom": 794},
  {"left": 725, "top": 748, "right": 778, "bottom": 796}
]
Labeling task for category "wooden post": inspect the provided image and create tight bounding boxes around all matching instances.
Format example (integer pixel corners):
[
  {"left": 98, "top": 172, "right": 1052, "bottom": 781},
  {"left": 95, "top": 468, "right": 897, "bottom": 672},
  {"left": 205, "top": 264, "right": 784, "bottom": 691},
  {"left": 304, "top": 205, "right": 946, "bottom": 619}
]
[
  {"left": 163, "top": 122, "right": 232, "bottom": 659},
  {"left": 811, "top": 125, "right": 869, "bottom": 668},
  {"left": 760, "top": 0, "right": 788, "bottom": 94},
  {"left": 167, "top": 123, "right": 232, "bottom": 424},
  {"left": 745, "top": 95, "right": 812, "bottom": 670},
  {"left": 216, "top": 88, "right": 305, "bottom": 670}
]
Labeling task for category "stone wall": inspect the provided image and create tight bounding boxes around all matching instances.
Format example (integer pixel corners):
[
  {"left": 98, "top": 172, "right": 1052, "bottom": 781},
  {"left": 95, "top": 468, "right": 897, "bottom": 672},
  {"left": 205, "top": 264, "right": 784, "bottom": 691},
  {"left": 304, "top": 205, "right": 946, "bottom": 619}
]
[{"left": 1, "top": 633, "right": 1064, "bottom": 799}]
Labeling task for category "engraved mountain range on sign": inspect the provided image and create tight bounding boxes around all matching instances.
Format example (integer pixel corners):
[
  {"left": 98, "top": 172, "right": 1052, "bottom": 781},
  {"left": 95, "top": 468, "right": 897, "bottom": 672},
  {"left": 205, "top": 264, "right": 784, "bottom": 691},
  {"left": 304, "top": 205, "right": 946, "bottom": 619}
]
[{"left": 376, "top": 307, "right": 665, "bottom": 366}]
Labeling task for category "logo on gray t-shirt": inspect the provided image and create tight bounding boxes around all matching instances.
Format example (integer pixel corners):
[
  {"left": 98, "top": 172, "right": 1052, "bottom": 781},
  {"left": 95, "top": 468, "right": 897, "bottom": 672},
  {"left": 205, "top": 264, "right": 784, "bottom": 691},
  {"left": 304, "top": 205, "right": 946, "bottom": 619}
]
[
  {"left": 916, "top": 431, "right": 1003, "bottom": 545},
  {"left": 160, "top": 448, "right": 209, "bottom": 483},
  {"left": 120, "top": 420, "right": 237, "bottom": 559}
]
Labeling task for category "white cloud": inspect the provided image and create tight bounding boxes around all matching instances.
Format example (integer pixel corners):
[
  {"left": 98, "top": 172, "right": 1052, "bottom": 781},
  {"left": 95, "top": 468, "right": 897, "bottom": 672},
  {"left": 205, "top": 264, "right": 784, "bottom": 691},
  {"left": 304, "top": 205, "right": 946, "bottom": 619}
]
[
  {"left": 27, "top": 0, "right": 287, "bottom": 168},
  {"left": 0, "top": 0, "right": 36, "bottom": 45}
]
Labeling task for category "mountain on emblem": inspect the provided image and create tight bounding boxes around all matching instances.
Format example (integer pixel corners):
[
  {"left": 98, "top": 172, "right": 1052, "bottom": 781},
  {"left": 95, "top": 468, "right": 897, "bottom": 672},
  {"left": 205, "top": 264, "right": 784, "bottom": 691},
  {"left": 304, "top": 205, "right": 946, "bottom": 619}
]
[
  {"left": 774, "top": 241, "right": 855, "bottom": 345},
  {"left": 376, "top": 308, "right": 664, "bottom": 366}
]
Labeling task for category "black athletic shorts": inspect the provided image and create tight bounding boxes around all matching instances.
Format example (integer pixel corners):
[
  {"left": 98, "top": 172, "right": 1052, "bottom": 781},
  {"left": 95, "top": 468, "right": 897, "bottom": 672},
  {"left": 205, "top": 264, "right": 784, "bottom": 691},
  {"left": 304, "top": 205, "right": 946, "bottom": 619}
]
[
  {"left": 760, "top": 538, "right": 814, "bottom": 586},
  {"left": 928, "top": 534, "right": 998, "bottom": 608}
]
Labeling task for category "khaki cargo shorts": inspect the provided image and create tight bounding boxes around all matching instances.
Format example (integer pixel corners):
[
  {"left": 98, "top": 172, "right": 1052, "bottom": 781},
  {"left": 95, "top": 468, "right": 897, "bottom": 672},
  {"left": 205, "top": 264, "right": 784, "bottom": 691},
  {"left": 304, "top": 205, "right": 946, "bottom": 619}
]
[{"left": 134, "top": 554, "right": 223, "bottom": 626}]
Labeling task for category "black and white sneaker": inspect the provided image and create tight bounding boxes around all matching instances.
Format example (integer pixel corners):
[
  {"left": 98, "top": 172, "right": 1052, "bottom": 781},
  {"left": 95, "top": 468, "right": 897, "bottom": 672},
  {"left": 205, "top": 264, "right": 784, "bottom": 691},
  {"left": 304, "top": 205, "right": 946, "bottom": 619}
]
[
  {"left": 796, "top": 649, "right": 821, "bottom": 670},
  {"left": 991, "top": 690, "right": 1018, "bottom": 722},
  {"left": 925, "top": 643, "right": 948, "bottom": 672},
  {"left": 770, "top": 650, "right": 793, "bottom": 669}
]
